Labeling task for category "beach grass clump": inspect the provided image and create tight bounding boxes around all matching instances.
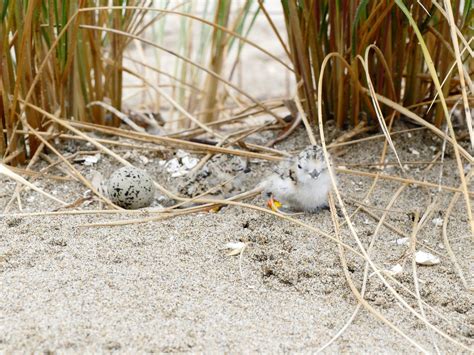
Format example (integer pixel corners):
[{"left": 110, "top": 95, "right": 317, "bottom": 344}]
[
  {"left": 0, "top": 1, "right": 264, "bottom": 161},
  {"left": 0, "top": 0, "right": 150, "bottom": 162},
  {"left": 280, "top": 0, "right": 473, "bottom": 129}
]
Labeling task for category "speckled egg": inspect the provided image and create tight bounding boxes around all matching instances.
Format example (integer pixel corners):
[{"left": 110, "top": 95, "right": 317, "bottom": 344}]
[{"left": 107, "top": 166, "right": 155, "bottom": 209}]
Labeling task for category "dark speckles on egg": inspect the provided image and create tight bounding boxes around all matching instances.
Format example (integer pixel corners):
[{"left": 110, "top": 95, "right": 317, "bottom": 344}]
[{"left": 107, "top": 166, "right": 155, "bottom": 209}]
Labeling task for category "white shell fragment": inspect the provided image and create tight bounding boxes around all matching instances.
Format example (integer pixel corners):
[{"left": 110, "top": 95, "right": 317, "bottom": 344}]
[
  {"left": 107, "top": 166, "right": 155, "bottom": 209},
  {"left": 165, "top": 158, "right": 182, "bottom": 176},
  {"left": 164, "top": 150, "right": 199, "bottom": 177},
  {"left": 182, "top": 156, "right": 199, "bottom": 170},
  {"left": 139, "top": 155, "right": 150, "bottom": 165},
  {"left": 388, "top": 264, "right": 404, "bottom": 275},
  {"left": 395, "top": 237, "right": 409, "bottom": 245},
  {"left": 223, "top": 242, "right": 246, "bottom": 256},
  {"left": 432, "top": 217, "right": 443, "bottom": 227},
  {"left": 415, "top": 251, "right": 440, "bottom": 266},
  {"left": 73, "top": 153, "right": 101, "bottom": 166},
  {"left": 83, "top": 154, "right": 101, "bottom": 166}
]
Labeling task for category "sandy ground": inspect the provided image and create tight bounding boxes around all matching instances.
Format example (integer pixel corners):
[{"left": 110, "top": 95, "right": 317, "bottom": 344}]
[
  {"left": 1, "top": 3, "right": 473, "bottom": 353},
  {"left": 1, "top": 124, "right": 473, "bottom": 353}
]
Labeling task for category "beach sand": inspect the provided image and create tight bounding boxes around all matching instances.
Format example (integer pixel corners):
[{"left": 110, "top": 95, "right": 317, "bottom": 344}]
[{"left": 1, "top": 125, "right": 473, "bottom": 353}]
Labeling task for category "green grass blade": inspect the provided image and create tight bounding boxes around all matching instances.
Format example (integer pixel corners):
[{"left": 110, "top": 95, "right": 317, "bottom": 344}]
[{"left": 0, "top": 0, "right": 9, "bottom": 20}]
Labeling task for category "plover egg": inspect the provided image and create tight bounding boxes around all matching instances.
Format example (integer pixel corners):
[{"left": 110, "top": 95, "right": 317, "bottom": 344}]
[{"left": 107, "top": 166, "right": 155, "bottom": 209}]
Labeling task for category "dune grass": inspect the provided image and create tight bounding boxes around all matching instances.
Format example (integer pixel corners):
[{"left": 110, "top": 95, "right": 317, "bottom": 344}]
[
  {"left": 0, "top": 1, "right": 473, "bottom": 352},
  {"left": 0, "top": 0, "right": 152, "bottom": 162},
  {"left": 280, "top": 0, "right": 472, "bottom": 128}
]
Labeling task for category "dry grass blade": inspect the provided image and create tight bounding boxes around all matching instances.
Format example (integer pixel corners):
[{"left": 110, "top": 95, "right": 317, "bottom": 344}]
[
  {"left": 87, "top": 101, "right": 145, "bottom": 133},
  {"left": 17, "top": 98, "right": 179, "bottom": 201},
  {"left": 294, "top": 94, "right": 316, "bottom": 145},
  {"left": 317, "top": 52, "right": 471, "bottom": 351},
  {"left": 442, "top": 171, "right": 474, "bottom": 290},
  {"left": 64, "top": 120, "right": 286, "bottom": 161},
  {"left": 327, "top": 193, "right": 428, "bottom": 353},
  {"left": 257, "top": 0, "right": 291, "bottom": 59},
  {"left": 337, "top": 167, "right": 474, "bottom": 196},
  {"left": 0, "top": 2, "right": 472, "bottom": 351},
  {"left": 116, "top": 61, "right": 224, "bottom": 138},
  {"left": 409, "top": 209, "right": 442, "bottom": 354},
  {"left": 363, "top": 90, "right": 472, "bottom": 163},
  {"left": 201, "top": 0, "right": 231, "bottom": 123},
  {"left": 317, "top": 180, "right": 406, "bottom": 353},
  {"left": 78, "top": 23, "right": 284, "bottom": 124},
  {"left": 442, "top": 0, "right": 474, "bottom": 148},
  {"left": 1, "top": 166, "right": 70, "bottom": 182},
  {"left": 85, "top": 5, "right": 293, "bottom": 71},
  {"left": 0, "top": 163, "right": 67, "bottom": 206},
  {"left": 357, "top": 48, "right": 403, "bottom": 170},
  {"left": 394, "top": 0, "right": 473, "bottom": 236}
]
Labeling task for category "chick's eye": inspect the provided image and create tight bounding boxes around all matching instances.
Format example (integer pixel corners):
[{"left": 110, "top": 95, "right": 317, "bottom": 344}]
[{"left": 297, "top": 164, "right": 302, "bottom": 169}]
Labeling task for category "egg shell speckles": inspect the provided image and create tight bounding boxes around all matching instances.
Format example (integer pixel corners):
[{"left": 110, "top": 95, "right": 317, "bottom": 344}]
[{"left": 107, "top": 167, "right": 155, "bottom": 209}]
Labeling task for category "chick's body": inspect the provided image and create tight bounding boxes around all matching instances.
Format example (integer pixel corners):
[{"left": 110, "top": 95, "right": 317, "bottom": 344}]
[{"left": 262, "top": 145, "right": 334, "bottom": 212}]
